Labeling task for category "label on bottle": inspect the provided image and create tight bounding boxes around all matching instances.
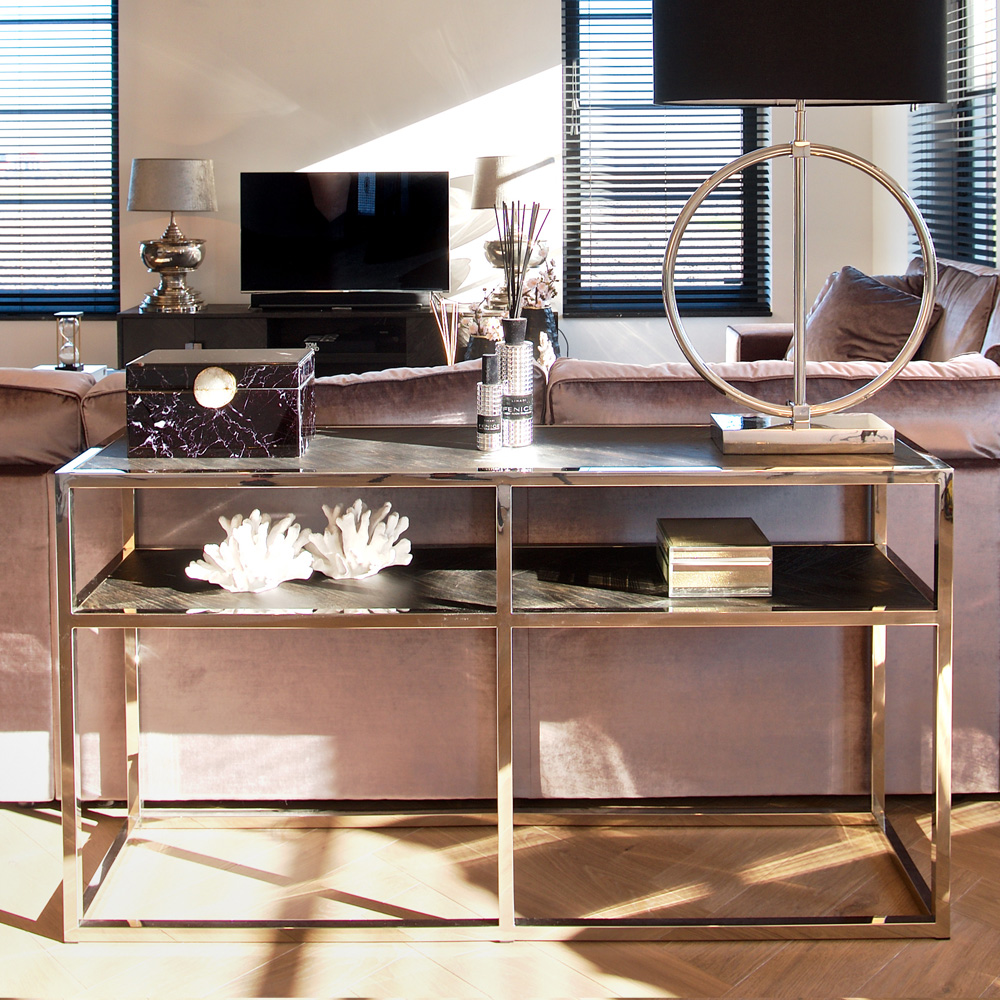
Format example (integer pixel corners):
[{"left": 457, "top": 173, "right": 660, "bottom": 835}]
[
  {"left": 478, "top": 413, "right": 502, "bottom": 434},
  {"left": 502, "top": 394, "right": 533, "bottom": 421}
]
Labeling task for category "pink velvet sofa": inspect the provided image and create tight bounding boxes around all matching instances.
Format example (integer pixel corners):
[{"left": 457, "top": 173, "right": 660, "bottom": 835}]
[
  {"left": 2, "top": 257, "right": 999, "bottom": 805},
  {"left": 0, "top": 367, "right": 106, "bottom": 801},
  {"left": 0, "top": 360, "right": 542, "bottom": 803},
  {"left": 541, "top": 258, "right": 1000, "bottom": 798}
]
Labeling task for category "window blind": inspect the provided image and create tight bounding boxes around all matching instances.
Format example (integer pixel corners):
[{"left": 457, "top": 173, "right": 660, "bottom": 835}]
[
  {"left": 562, "top": 0, "right": 770, "bottom": 317},
  {"left": 909, "top": 0, "right": 996, "bottom": 265},
  {"left": 0, "top": 1, "right": 118, "bottom": 315}
]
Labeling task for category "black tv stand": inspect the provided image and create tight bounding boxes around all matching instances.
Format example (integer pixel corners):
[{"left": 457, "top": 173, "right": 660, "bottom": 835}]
[
  {"left": 117, "top": 303, "right": 443, "bottom": 376},
  {"left": 249, "top": 291, "right": 429, "bottom": 312}
]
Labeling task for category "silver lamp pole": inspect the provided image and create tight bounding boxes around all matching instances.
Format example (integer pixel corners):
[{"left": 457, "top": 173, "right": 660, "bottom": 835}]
[{"left": 792, "top": 100, "right": 809, "bottom": 427}]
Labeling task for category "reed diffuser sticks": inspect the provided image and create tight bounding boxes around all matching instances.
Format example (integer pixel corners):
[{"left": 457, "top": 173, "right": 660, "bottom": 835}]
[
  {"left": 494, "top": 200, "right": 550, "bottom": 319},
  {"left": 429, "top": 293, "right": 459, "bottom": 365}
]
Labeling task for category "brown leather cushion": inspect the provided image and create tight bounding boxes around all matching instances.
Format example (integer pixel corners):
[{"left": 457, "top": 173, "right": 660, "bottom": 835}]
[{"left": 790, "top": 266, "right": 940, "bottom": 363}]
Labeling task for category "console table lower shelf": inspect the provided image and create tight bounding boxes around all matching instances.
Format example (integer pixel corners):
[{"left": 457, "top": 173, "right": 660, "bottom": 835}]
[
  {"left": 56, "top": 425, "right": 952, "bottom": 941},
  {"left": 67, "top": 794, "right": 941, "bottom": 941}
]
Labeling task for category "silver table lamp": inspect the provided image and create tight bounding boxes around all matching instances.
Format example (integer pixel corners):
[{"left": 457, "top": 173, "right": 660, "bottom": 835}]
[
  {"left": 652, "top": 0, "right": 946, "bottom": 453},
  {"left": 127, "top": 158, "right": 218, "bottom": 313},
  {"left": 472, "top": 155, "right": 551, "bottom": 310}
]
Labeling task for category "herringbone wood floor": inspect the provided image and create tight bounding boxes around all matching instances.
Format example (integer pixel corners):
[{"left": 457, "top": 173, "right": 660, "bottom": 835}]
[{"left": 2, "top": 797, "right": 999, "bottom": 998}]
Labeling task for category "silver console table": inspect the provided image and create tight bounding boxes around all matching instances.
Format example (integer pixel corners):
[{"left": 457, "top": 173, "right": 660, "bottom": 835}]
[{"left": 56, "top": 425, "right": 953, "bottom": 941}]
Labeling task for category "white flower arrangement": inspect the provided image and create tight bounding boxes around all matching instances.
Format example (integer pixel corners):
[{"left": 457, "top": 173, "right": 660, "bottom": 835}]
[
  {"left": 459, "top": 289, "right": 505, "bottom": 343},
  {"left": 521, "top": 256, "right": 559, "bottom": 310}
]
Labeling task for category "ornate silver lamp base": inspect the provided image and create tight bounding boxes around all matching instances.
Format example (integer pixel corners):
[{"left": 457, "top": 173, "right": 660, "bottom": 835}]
[
  {"left": 138, "top": 236, "right": 206, "bottom": 313},
  {"left": 711, "top": 413, "right": 896, "bottom": 454},
  {"left": 139, "top": 272, "right": 205, "bottom": 313}
]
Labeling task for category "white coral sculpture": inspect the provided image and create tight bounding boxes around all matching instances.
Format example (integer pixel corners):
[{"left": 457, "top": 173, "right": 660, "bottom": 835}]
[
  {"left": 306, "top": 499, "right": 412, "bottom": 580},
  {"left": 185, "top": 509, "right": 315, "bottom": 593}
]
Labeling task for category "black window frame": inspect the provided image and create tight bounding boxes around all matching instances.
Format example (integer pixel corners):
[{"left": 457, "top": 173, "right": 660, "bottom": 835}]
[
  {"left": 562, "top": 0, "right": 770, "bottom": 318},
  {"left": 0, "top": 0, "right": 120, "bottom": 318},
  {"left": 909, "top": 0, "right": 996, "bottom": 266}
]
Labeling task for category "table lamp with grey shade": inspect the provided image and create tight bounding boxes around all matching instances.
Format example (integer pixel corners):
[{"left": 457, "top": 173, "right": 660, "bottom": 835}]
[
  {"left": 652, "top": 0, "right": 946, "bottom": 453},
  {"left": 471, "top": 155, "right": 551, "bottom": 310},
  {"left": 127, "top": 158, "right": 218, "bottom": 313}
]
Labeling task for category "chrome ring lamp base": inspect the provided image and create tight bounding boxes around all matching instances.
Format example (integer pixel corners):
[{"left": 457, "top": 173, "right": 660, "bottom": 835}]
[
  {"left": 710, "top": 411, "right": 897, "bottom": 454},
  {"left": 663, "top": 102, "right": 938, "bottom": 454}
]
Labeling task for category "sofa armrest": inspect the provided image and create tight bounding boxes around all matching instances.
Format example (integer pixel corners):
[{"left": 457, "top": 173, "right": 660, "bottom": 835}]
[
  {"left": 82, "top": 371, "right": 126, "bottom": 448},
  {"left": 0, "top": 367, "right": 95, "bottom": 465},
  {"left": 726, "top": 323, "right": 793, "bottom": 362}
]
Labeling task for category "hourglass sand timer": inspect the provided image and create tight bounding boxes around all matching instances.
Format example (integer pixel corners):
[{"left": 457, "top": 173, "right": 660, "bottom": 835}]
[{"left": 54, "top": 312, "right": 83, "bottom": 371}]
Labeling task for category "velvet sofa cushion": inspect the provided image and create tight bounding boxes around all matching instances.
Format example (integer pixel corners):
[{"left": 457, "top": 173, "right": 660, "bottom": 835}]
[
  {"left": 0, "top": 368, "right": 94, "bottom": 465},
  {"left": 906, "top": 257, "right": 999, "bottom": 361},
  {"left": 314, "top": 357, "right": 547, "bottom": 426},
  {"left": 792, "top": 265, "right": 940, "bottom": 363},
  {"left": 980, "top": 290, "right": 1000, "bottom": 365},
  {"left": 82, "top": 370, "right": 126, "bottom": 448},
  {"left": 810, "top": 268, "right": 926, "bottom": 310},
  {"left": 544, "top": 355, "right": 1000, "bottom": 460}
]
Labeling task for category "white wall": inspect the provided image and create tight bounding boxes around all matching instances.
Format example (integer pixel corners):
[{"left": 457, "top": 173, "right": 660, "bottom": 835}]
[
  {"left": 0, "top": 0, "right": 912, "bottom": 368},
  {"left": 871, "top": 104, "right": 915, "bottom": 274}
]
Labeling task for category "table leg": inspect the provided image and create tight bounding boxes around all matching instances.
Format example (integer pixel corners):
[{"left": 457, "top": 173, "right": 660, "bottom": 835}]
[{"left": 496, "top": 484, "right": 515, "bottom": 938}]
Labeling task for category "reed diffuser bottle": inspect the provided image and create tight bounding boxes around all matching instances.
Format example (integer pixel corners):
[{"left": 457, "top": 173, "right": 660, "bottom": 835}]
[
  {"left": 494, "top": 200, "right": 549, "bottom": 448},
  {"left": 476, "top": 352, "right": 504, "bottom": 452},
  {"left": 498, "top": 319, "right": 533, "bottom": 447}
]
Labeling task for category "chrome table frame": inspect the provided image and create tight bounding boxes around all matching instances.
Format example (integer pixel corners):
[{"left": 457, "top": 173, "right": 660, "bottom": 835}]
[{"left": 56, "top": 426, "right": 953, "bottom": 941}]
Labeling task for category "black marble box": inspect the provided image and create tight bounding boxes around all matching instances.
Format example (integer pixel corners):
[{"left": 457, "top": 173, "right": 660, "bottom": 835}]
[{"left": 126, "top": 348, "right": 315, "bottom": 458}]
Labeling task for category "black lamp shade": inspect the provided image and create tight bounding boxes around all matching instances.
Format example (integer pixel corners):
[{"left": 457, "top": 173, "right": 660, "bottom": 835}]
[{"left": 652, "top": 0, "right": 947, "bottom": 106}]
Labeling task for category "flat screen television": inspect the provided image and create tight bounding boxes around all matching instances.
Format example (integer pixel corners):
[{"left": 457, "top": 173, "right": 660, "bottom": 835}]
[{"left": 240, "top": 171, "right": 450, "bottom": 306}]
